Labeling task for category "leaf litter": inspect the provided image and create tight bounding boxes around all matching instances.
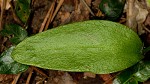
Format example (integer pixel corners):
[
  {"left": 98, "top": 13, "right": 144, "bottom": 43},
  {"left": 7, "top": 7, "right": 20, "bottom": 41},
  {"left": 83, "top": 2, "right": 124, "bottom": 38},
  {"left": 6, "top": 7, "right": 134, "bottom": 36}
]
[{"left": 0, "top": 0, "right": 150, "bottom": 84}]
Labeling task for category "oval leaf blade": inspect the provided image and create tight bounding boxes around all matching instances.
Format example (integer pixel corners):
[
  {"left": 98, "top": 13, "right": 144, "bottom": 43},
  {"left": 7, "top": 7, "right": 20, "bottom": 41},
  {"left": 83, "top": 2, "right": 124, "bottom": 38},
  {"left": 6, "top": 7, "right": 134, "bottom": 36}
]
[{"left": 12, "top": 20, "right": 143, "bottom": 74}]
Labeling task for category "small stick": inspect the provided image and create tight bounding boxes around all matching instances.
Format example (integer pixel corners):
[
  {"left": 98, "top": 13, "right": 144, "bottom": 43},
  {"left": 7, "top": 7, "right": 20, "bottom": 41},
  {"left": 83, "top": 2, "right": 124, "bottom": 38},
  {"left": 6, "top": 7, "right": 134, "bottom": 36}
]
[
  {"left": 11, "top": 73, "right": 21, "bottom": 84},
  {"left": 80, "top": 0, "right": 95, "bottom": 16},
  {"left": 26, "top": 67, "right": 33, "bottom": 84},
  {"left": 44, "top": 1, "right": 56, "bottom": 31},
  {"left": 39, "top": 1, "right": 55, "bottom": 32},
  {"left": 0, "top": 0, "right": 6, "bottom": 31},
  {"left": 144, "top": 26, "right": 150, "bottom": 33},
  {"left": 39, "top": 0, "right": 64, "bottom": 32},
  {"left": 32, "top": 66, "right": 48, "bottom": 78},
  {"left": 50, "top": 0, "right": 64, "bottom": 24}
]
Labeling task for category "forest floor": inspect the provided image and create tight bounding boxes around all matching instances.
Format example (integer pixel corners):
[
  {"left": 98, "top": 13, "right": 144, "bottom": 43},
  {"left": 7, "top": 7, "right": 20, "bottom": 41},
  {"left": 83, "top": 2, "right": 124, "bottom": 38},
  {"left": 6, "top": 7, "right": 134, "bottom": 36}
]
[{"left": 0, "top": 0, "right": 150, "bottom": 84}]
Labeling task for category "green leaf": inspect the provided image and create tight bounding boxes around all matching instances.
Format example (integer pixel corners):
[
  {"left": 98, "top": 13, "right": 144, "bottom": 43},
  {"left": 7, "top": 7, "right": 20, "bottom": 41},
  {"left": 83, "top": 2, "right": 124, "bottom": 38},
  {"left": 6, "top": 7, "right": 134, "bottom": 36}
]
[
  {"left": 113, "top": 77, "right": 138, "bottom": 84},
  {"left": 99, "top": 0, "right": 126, "bottom": 21},
  {"left": 133, "top": 61, "right": 150, "bottom": 82},
  {"left": 113, "top": 61, "right": 150, "bottom": 83},
  {"left": 113, "top": 70, "right": 135, "bottom": 84},
  {"left": 12, "top": 20, "right": 143, "bottom": 74},
  {"left": 125, "top": 78, "right": 138, "bottom": 84},
  {"left": 15, "top": 0, "right": 30, "bottom": 23},
  {"left": 0, "top": 24, "right": 28, "bottom": 45},
  {"left": 113, "top": 64, "right": 139, "bottom": 84},
  {"left": 0, "top": 46, "right": 28, "bottom": 74}
]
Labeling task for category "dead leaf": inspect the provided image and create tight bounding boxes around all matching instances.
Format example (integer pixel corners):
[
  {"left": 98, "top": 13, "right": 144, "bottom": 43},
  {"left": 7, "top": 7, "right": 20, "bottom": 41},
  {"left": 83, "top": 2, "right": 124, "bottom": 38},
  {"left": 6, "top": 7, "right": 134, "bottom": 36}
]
[
  {"left": 126, "top": 0, "right": 138, "bottom": 32},
  {"left": 70, "top": 0, "right": 90, "bottom": 22},
  {"left": 126, "top": 0, "right": 148, "bottom": 35},
  {"left": 0, "top": 74, "right": 16, "bottom": 83},
  {"left": 0, "top": 0, "right": 12, "bottom": 10},
  {"left": 60, "top": 12, "right": 71, "bottom": 25},
  {"left": 145, "top": 13, "right": 150, "bottom": 27},
  {"left": 83, "top": 72, "right": 96, "bottom": 78},
  {"left": 136, "top": 0, "right": 148, "bottom": 35},
  {"left": 46, "top": 71, "right": 75, "bottom": 84},
  {"left": 100, "top": 74, "right": 113, "bottom": 84},
  {"left": 52, "top": 72, "right": 75, "bottom": 84}
]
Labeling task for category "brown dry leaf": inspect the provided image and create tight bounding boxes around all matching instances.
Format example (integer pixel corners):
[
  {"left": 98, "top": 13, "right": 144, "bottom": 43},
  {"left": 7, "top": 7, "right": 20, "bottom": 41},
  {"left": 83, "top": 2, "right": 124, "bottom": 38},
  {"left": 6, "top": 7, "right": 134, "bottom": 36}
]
[
  {"left": 63, "top": 0, "right": 75, "bottom": 12},
  {"left": 135, "top": 0, "right": 148, "bottom": 35},
  {"left": 0, "top": 0, "right": 11, "bottom": 10},
  {"left": 126, "top": 0, "right": 148, "bottom": 35},
  {"left": 92, "top": 0, "right": 101, "bottom": 8},
  {"left": 145, "top": 13, "right": 150, "bottom": 27},
  {"left": 83, "top": 72, "right": 96, "bottom": 78},
  {"left": 60, "top": 11, "right": 71, "bottom": 25},
  {"left": 46, "top": 71, "right": 75, "bottom": 84},
  {"left": 0, "top": 74, "right": 16, "bottom": 83},
  {"left": 53, "top": 0, "right": 91, "bottom": 27},
  {"left": 52, "top": 72, "right": 75, "bottom": 84},
  {"left": 126, "top": 0, "right": 138, "bottom": 31},
  {"left": 85, "top": 0, "right": 92, "bottom": 6},
  {"left": 70, "top": 0, "right": 90, "bottom": 22},
  {"left": 78, "top": 76, "right": 103, "bottom": 84},
  {"left": 100, "top": 74, "right": 113, "bottom": 84},
  {"left": 60, "top": 72, "right": 75, "bottom": 84}
]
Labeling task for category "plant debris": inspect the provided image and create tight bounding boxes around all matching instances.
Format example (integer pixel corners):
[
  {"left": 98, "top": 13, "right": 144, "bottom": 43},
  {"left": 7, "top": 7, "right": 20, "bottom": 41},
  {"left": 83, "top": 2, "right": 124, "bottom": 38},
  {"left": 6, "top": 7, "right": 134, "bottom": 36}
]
[{"left": 0, "top": 0, "right": 150, "bottom": 84}]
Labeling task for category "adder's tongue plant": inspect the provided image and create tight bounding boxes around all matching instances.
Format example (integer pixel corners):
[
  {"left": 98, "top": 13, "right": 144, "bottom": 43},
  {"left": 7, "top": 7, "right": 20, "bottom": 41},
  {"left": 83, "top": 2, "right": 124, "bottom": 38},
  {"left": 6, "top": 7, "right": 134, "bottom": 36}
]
[{"left": 11, "top": 20, "right": 143, "bottom": 74}]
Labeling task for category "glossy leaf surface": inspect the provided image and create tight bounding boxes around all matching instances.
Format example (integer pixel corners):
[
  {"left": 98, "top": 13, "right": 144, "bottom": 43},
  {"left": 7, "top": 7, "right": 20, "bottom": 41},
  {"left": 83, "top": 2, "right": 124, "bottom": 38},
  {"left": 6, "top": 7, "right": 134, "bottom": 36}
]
[
  {"left": 0, "top": 24, "right": 27, "bottom": 45},
  {"left": 0, "top": 46, "right": 28, "bottom": 74},
  {"left": 113, "top": 61, "right": 150, "bottom": 83},
  {"left": 99, "top": 0, "right": 126, "bottom": 21},
  {"left": 113, "top": 65, "right": 139, "bottom": 84},
  {"left": 133, "top": 61, "right": 150, "bottom": 82},
  {"left": 12, "top": 20, "right": 143, "bottom": 74}
]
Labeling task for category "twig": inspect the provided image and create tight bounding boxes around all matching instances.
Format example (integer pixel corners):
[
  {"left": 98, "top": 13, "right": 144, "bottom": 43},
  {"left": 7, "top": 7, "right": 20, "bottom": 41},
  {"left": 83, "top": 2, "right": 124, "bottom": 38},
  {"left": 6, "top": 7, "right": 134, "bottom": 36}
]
[
  {"left": 44, "top": 1, "right": 55, "bottom": 31},
  {"left": 143, "top": 26, "right": 150, "bottom": 33},
  {"left": 80, "top": 0, "right": 95, "bottom": 16},
  {"left": 50, "top": 0, "right": 64, "bottom": 24},
  {"left": 32, "top": 66, "right": 48, "bottom": 78},
  {"left": 39, "top": 0, "right": 64, "bottom": 32},
  {"left": 25, "top": 66, "right": 48, "bottom": 84},
  {"left": 39, "top": 1, "right": 56, "bottom": 32},
  {"left": 0, "top": 0, "right": 6, "bottom": 31},
  {"left": 26, "top": 67, "right": 33, "bottom": 84},
  {"left": 11, "top": 73, "right": 21, "bottom": 84}
]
